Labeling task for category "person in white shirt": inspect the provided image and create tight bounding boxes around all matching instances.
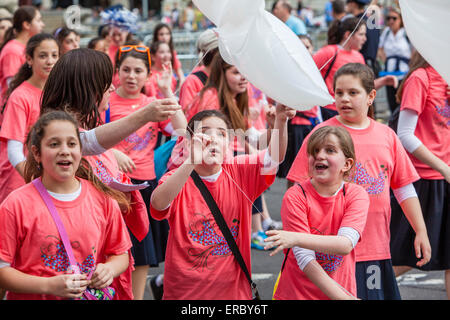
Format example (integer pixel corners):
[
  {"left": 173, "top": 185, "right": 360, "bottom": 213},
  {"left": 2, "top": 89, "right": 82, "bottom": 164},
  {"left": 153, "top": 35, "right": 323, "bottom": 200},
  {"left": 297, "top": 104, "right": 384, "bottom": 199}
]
[{"left": 377, "top": 6, "right": 413, "bottom": 113}]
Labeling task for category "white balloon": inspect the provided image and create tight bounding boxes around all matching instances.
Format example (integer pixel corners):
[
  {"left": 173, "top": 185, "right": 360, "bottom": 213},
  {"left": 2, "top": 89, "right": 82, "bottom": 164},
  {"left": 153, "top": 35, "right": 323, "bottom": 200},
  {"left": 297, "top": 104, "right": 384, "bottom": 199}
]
[
  {"left": 399, "top": 0, "right": 450, "bottom": 84},
  {"left": 193, "top": 0, "right": 334, "bottom": 110}
]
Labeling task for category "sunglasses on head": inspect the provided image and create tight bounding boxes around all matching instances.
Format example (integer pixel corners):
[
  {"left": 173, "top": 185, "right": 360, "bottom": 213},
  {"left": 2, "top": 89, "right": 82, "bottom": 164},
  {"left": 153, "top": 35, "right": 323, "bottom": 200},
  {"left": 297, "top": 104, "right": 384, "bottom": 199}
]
[{"left": 118, "top": 45, "right": 151, "bottom": 67}]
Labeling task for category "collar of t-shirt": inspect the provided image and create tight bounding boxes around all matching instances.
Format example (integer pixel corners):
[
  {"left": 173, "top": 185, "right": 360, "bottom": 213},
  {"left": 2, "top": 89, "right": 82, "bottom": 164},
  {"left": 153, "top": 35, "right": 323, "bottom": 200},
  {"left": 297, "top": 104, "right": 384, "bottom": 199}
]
[
  {"left": 47, "top": 183, "right": 82, "bottom": 201},
  {"left": 199, "top": 168, "right": 222, "bottom": 182},
  {"left": 336, "top": 117, "right": 370, "bottom": 130}
]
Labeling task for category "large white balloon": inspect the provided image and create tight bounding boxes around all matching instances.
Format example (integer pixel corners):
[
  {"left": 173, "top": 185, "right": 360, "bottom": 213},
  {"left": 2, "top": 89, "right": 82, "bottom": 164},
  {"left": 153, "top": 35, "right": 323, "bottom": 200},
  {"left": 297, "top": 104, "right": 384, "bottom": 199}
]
[
  {"left": 399, "top": 0, "right": 450, "bottom": 84},
  {"left": 193, "top": 0, "right": 334, "bottom": 110}
]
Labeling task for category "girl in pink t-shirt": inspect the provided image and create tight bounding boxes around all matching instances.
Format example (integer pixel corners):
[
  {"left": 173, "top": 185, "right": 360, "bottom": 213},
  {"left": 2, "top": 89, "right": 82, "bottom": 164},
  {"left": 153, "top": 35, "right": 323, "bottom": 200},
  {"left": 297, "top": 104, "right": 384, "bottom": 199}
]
[
  {"left": 109, "top": 45, "right": 187, "bottom": 300},
  {"left": 147, "top": 41, "right": 177, "bottom": 100},
  {"left": 0, "top": 33, "right": 59, "bottom": 204},
  {"left": 390, "top": 51, "right": 450, "bottom": 298},
  {"left": 150, "top": 106, "right": 295, "bottom": 300},
  {"left": 266, "top": 126, "right": 369, "bottom": 300},
  {"left": 287, "top": 63, "right": 431, "bottom": 300},
  {"left": 0, "top": 6, "right": 45, "bottom": 105},
  {"left": 152, "top": 23, "right": 185, "bottom": 86},
  {"left": 40, "top": 48, "right": 162, "bottom": 300},
  {"left": 0, "top": 111, "right": 131, "bottom": 300},
  {"left": 316, "top": 17, "right": 397, "bottom": 117}
]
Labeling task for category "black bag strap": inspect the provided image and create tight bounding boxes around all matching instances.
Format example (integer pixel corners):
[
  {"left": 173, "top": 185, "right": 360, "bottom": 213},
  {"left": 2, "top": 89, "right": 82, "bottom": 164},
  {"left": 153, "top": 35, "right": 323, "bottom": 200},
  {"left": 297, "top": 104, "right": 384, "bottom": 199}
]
[
  {"left": 323, "top": 48, "right": 339, "bottom": 82},
  {"left": 192, "top": 70, "right": 208, "bottom": 85},
  {"left": 190, "top": 170, "right": 260, "bottom": 300}
]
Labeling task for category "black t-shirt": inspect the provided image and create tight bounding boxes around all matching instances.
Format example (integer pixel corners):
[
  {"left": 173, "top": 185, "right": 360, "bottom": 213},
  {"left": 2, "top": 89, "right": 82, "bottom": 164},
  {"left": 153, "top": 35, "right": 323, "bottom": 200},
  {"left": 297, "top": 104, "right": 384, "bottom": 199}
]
[{"left": 356, "top": 12, "right": 380, "bottom": 63}]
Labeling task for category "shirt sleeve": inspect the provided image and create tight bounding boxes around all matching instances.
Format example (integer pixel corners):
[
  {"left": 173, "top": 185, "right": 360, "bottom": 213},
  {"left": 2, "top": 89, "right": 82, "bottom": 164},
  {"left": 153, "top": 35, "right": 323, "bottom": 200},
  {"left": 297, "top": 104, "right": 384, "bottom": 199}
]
[
  {"left": 400, "top": 69, "right": 429, "bottom": 115},
  {"left": 339, "top": 184, "right": 369, "bottom": 241},
  {"left": 80, "top": 130, "right": 107, "bottom": 156},
  {"left": 102, "top": 198, "right": 132, "bottom": 256},
  {"left": 0, "top": 206, "right": 19, "bottom": 264}
]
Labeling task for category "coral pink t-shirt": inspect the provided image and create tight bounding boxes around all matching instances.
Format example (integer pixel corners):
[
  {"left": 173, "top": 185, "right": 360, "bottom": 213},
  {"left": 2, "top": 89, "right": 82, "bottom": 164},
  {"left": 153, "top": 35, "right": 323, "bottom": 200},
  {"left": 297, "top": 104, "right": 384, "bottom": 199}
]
[
  {"left": 313, "top": 45, "right": 366, "bottom": 111},
  {"left": 0, "top": 179, "right": 132, "bottom": 300},
  {"left": 400, "top": 66, "right": 449, "bottom": 180},
  {"left": 179, "top": 66, "right": 209, "bottom": 111},
  {"left": 274, "top": 180, "right": 369, "bottom": 300},
  {"left": 150, "top": 151, "right": 276, "bottom": 300},
  {"left": 108, "top": 43, "right": 119, "bottom": 67},
  {"left": 108, "top": 91, "right": 162, "bottom": 180},
  {"left": 0, "top": 81, "right": 42, "bottom": 204},
  {"left": 287, "top": 117, "right": 420, "bottom": 262},
  {"left": 0, "top": 40, "right": 26, "bottom": 105}
]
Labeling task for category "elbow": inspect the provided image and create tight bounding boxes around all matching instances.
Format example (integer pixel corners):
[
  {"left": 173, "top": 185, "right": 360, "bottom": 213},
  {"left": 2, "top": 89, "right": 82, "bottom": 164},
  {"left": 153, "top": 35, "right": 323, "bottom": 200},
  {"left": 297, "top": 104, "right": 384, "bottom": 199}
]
[{"left": 337, "top": 240, "right": 354, "bottom": 256}]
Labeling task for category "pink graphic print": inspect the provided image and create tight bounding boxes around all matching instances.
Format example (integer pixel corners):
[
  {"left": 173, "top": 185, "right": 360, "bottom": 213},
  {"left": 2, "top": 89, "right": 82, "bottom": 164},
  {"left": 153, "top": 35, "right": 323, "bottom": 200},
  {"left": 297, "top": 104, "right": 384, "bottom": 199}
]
[
  {"left": 187, "top": 214, "right": 239, "bottom": 270},
  {"left": 124, "top": 126, "right": 156, "bottom": 151},
  {"left": 352, "top": 162, "right": 388, "bottom": 195},
  {"left": 40, "top": 235, "right": 96, "bottom": 274},
  {"left": 435, "top": 100, "right": 450, "bottom": 126}
]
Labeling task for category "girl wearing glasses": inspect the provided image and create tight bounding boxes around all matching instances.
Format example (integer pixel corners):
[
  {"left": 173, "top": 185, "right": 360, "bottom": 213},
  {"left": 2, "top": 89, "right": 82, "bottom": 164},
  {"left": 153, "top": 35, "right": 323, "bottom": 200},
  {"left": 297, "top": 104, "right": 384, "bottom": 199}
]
[
  {"left": 377, "top": 6, "right": 412, "bottom": 113},
  {"left": 108, "top": 45, "right": 187, "bottom": 300}
]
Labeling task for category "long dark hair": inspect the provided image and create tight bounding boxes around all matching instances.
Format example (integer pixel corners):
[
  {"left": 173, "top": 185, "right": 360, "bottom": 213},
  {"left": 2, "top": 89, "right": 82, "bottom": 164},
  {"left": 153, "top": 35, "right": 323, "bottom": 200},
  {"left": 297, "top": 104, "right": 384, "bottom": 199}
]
[
  {"left": 0, "top": 6, "right": 37, "bottom": 53},
  {"left": 333, "top": 63, "right": 376, "bottom": 119},
  {"left": 24, "top": 110, "right": 130, "bottom": 212},
  {"left": 2, "top": 33, "right": 58, "bottom": 114},
  {"left": 5, "top": 33, "right": 57, "bottom": 99},
  {"left": 199, "top": 53, "right": 249, "bottom": 131},
  {"left": 41, "top": 48, "right": 113, "bottom": 130},
  {"left": 53, "top": 26, "right": 79, "bottom": 54},
  {"left": 327, "top": 16, "right": 363, "bottom": 45},
  {"left": 152, "top": 23, "right": 176, "bottom": 69}
]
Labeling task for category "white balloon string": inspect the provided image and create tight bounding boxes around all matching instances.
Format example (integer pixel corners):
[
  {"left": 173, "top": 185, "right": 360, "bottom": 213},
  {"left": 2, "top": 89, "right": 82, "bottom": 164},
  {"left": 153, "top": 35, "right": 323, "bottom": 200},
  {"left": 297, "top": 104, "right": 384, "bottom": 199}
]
[{"left": 318, "top": 2, "right": 374, "bottom": 72}]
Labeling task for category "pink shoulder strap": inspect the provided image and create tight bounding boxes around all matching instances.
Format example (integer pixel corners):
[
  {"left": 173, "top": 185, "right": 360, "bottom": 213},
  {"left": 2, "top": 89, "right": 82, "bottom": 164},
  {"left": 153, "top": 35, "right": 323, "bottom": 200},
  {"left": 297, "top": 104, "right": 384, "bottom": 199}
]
[{"left": 32, "top": 178, "right": 80, "bottom": 274}]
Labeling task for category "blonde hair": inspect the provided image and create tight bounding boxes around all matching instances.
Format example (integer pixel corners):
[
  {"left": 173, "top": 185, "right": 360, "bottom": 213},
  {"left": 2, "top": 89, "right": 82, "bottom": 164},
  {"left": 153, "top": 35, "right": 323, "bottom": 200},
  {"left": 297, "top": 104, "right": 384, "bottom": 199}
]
[{"left": 307, "top": 126, "right": 356, "bottom": 180}]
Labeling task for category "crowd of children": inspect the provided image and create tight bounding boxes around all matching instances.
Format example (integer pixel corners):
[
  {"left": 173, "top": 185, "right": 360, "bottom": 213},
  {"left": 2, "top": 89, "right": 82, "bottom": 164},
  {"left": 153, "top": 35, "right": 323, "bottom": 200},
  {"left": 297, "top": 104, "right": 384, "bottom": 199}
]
[{"left": 0, "top": 1, "right": 448, "bottom": 301}]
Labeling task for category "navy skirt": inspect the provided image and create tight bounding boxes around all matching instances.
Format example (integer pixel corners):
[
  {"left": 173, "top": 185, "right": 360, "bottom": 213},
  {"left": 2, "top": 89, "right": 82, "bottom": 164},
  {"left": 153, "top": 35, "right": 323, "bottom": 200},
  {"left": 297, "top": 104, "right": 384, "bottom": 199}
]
[
  {"left": 130, "top": 178, "right": 169, "bottom": 267},
  {"left": 356, "top": 259, "right": 401, "bottom": 300},
  {"left": 277, "top": 122, "right": 314, "bottom": 178},
  {"left": 390, "top": 179, "right": 450, "bottom": 270}
]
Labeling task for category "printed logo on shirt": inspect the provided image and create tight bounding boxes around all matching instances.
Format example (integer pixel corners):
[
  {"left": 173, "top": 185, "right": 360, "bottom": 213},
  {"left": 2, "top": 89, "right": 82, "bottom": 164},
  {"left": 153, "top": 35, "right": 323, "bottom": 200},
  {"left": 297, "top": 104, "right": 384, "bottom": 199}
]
[
  {"left": 124, "top": 126, "right": 156, "bottom": 151},
  {"left": 188, "top": 214, "right": 239, "bottom": 270},
  {"left": 435, "top": 101, "right": 450, "bottom": 126},
  {"left": 40, "top": 235, "right": 96, "bottom": 274},
  {"left": 94, "top": 160, "right": 114, "bottom": 184},
  {"left": 352, "top": 162, "right": 388, "bottom": 195},
  {"left": 315, "top": 252, "right": 344, "bottom": 273},
  {"left": 310, "top": 228, "right": 343, "bottom": 273}
]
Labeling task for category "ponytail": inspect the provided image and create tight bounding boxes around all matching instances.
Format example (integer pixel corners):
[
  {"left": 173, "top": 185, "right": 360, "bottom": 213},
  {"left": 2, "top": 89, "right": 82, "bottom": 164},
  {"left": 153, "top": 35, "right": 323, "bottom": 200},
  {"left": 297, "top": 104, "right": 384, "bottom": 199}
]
[
  {"left": 0, "top": 6, "right": 37, "bottom": 53},
  {"left": 327, "top": 16, "right": 362, "bottom": 45},
  {"left": 2, "top": 33, "right": 57, "bottom": 113}
]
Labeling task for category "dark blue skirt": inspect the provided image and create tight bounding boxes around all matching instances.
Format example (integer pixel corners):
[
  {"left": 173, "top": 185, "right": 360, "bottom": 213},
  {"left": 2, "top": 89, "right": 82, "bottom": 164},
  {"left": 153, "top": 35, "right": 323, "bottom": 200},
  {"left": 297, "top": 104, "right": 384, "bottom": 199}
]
[
  {"left": 356, "top": 259, "right": 401, "bottom": 300},
  {"left": 130, "top": 178, "right": 169, "bottom": 267},
  {"left": 277, "top": 122, "right": 314, "bottom": 178},
  {"left": 390, "top": 178, "right": 450, "bottom": 270}
]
